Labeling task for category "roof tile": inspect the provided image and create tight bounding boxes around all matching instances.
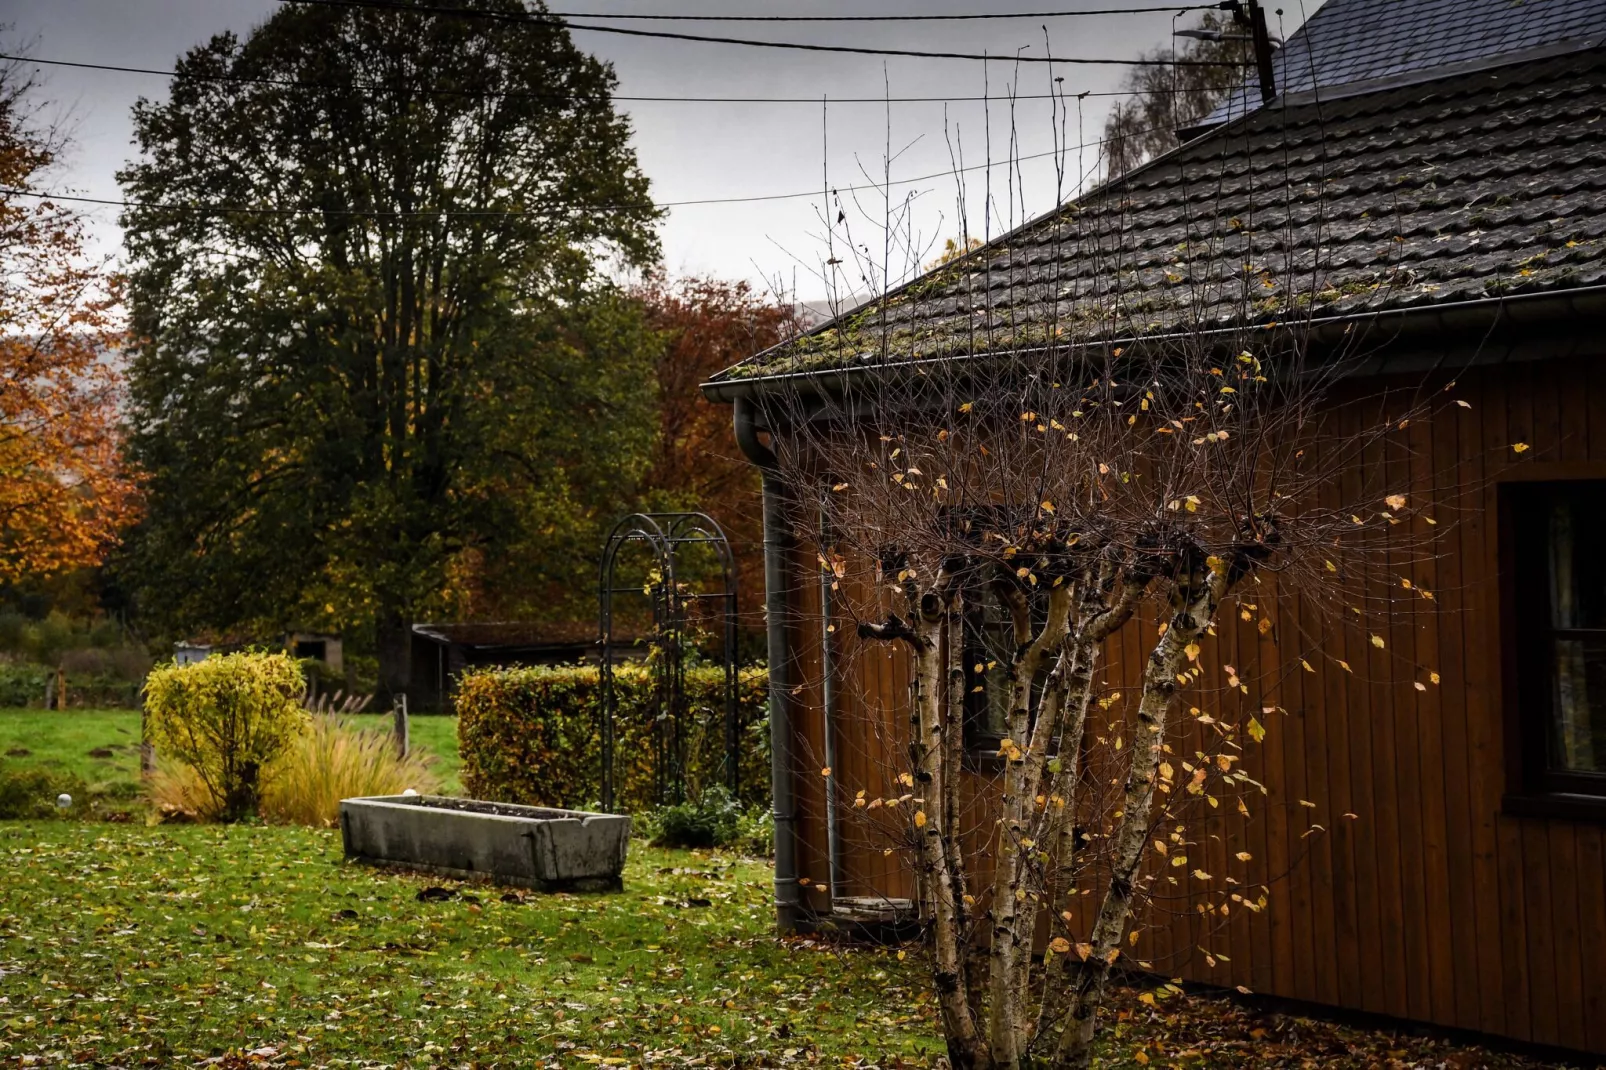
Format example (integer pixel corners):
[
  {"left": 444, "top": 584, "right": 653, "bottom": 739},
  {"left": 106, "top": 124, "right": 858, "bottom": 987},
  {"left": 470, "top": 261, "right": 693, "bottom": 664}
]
[{"left": 721, "top": 47, "right": 1606, "bottom": 382}]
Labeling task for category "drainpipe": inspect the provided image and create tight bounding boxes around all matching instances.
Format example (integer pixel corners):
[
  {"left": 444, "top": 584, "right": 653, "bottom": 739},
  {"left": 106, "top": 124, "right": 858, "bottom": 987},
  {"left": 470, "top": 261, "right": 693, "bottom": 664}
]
[
  {"left": 819, "top": 507, "right": 844, "bottom": 903},
  {"left": 733, "top": 396, "right": 802, "bottom": 932}
]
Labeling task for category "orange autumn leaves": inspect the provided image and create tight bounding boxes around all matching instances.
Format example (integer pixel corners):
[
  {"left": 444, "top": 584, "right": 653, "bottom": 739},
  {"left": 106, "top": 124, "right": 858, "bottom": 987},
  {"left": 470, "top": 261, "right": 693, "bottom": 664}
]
[{"left": 0, "top": 85, "right": 137, "bottom": 582}]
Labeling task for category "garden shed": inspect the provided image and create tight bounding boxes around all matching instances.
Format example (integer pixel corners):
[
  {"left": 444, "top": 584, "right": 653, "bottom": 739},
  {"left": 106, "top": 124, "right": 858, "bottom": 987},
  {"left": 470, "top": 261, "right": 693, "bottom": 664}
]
[
  {"left": 408, "top": 621, "right": 644, "bottom": 711},
  {"left": 705, "top": 0, "right": 1606, "bottom": 1056}
]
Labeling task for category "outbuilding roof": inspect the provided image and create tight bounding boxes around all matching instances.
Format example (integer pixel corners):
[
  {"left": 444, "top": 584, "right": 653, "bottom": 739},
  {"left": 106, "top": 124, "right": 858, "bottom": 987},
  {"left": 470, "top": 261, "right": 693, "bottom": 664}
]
[
  {"left": 710, "top": 42, "right": 1606, "bottom": 388},
  {"left": 1198, "top": 0, "right": 1606, "bottom": 129}
]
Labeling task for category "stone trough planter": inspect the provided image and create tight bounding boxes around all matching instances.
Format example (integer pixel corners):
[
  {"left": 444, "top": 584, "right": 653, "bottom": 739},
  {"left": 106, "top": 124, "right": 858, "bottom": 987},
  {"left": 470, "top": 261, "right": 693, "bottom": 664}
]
[{"left": 339, "top": 795, "right": 630, "bottom": 892}]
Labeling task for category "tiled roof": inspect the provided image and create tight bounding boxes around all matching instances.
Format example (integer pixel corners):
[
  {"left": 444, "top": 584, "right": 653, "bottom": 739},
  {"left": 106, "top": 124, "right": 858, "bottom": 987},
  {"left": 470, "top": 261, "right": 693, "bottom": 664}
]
[
  {"left": 1202, "top": 0, "right": 1606, "bottom": 128},
  {"left": 713, "top": 46, "right": 1606, "bottom": 384}
]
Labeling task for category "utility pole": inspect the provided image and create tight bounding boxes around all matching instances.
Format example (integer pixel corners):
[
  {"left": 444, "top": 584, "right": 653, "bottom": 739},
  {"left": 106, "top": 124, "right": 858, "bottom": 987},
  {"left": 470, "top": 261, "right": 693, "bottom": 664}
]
[{"left": 1243, "top": 0, "right": 1278, "bottom": 104}]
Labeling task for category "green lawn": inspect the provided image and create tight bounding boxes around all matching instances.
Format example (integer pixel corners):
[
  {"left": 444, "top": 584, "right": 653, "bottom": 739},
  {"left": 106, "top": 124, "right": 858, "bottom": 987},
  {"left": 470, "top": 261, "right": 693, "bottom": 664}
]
[
  {"left": 0, "top": 820, "right": 1578, "bottom": 1068},
  {"left": 0, "top": 708, "right": 463, "bottom": 800},
  {"left": 0, "top": 708, "right": 145, "bottom": 801},
  {"left": 0, "top": 822, "right": 941, "bottom": 1067},
  {"left": 406, "top": 714, "right": 461, "bottom": 794}
]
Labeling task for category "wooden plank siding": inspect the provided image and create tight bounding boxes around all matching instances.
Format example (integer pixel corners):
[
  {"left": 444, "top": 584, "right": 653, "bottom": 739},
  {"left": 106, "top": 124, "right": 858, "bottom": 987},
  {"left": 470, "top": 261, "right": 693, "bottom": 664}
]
[{"left": 773, "top": 353, "right": 1606, "bottom": 1055}]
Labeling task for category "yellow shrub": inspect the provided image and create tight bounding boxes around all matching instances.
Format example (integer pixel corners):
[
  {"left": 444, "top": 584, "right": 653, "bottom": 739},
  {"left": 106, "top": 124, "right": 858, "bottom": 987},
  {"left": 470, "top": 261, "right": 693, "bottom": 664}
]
[
  {"left": 143, "top": 652, "right": 308, "bottom": 822},
  {"left": 260, "top": 715, "right": 441, "bottom": 827}
]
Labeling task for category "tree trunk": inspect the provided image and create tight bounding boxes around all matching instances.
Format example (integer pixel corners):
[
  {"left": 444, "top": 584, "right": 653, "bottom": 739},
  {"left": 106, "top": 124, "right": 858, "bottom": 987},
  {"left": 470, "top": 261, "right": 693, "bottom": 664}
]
[
  {"left": 986, "top": 583, "right": 1072, "bottom": 1067},
  {"left": 222, "top": 760, "right": 261, "bottom": 823},
  {"left": 909, "top": 602, "right": 987, "bottom": 1069},
  {"left": 376, "top": 609, "right": 413, "bottom": 710},
  {"left": 1058, "top": 569, "right": 1224, "bottom": 1067}
]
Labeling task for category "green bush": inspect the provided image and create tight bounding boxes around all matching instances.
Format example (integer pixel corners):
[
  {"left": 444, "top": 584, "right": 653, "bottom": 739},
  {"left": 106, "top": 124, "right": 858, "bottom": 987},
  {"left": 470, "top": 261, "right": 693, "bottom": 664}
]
[
  {"left": 456, "top": 664, "right": 768, "bottom": 813},
  {"left": 144, "top": 652, "right": 309, "bottom": 822},
  {"left": 640, "top": 784, "right": 773, "bottom": 854},
  {"left": 0, "top": 761, "right": 87, "bottom": 819},
  {"left": 0, "top": 662, "right": 49, "bottom": 707}
]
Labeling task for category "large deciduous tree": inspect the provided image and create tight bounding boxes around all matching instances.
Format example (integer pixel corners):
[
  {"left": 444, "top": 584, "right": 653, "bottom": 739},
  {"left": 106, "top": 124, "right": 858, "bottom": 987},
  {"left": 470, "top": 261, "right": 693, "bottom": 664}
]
[
  {"left": 118, "top": 0, "right": 660, "bottom": 697},
  {"left": 0, "top": 58, "right": 135, "bottom": 584},
  {"left": 1101, "top": 12, "right": 1254, "bottom": 177}
]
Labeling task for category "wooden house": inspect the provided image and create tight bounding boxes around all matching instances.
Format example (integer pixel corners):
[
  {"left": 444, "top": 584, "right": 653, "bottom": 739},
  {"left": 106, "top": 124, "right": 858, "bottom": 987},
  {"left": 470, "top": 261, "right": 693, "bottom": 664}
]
[{"left": 704, "top": 0, "right": 1606, "bottom": 1056}]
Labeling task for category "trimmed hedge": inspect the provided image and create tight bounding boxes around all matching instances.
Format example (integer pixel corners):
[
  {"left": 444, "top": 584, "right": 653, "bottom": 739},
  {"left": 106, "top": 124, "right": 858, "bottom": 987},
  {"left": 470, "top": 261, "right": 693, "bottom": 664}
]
[{"left": 456, "top": 664, "right": 768, "bottom": 812}]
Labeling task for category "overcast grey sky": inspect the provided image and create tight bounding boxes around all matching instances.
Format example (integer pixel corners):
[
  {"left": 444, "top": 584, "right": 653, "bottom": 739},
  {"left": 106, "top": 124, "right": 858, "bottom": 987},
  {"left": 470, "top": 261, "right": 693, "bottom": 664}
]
[{"left": 0, "top": 0, "right": 1319, "bottom": 300}]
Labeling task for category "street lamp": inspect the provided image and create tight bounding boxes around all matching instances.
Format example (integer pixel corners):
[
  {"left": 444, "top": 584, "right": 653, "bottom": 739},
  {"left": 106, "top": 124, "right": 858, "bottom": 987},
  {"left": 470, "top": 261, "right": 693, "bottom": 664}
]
[{"left": 1175, "top": 28, "right": 1284, "bottom": 47}]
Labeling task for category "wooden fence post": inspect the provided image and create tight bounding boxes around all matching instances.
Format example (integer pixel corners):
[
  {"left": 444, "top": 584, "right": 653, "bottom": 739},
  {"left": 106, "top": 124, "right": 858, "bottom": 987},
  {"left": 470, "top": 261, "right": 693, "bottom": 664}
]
[
  {"left": 393, "top": 693, "right": 409, "bottom": 758},
  {"left": 140, "top": 704, "right": 155, "bottom": 777}
]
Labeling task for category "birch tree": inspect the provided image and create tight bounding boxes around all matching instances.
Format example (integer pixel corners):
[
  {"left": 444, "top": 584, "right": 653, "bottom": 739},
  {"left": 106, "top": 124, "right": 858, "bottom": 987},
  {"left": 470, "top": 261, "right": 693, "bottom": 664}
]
[{"left": 754, "top": 240, "right": 1455, "bottom": 1070}]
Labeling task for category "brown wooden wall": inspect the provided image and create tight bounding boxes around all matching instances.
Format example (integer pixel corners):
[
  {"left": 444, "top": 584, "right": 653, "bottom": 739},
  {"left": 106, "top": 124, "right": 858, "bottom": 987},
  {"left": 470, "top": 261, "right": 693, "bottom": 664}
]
[{"left": 773, "top": 354, "right": 1606, "bottom": 1055}]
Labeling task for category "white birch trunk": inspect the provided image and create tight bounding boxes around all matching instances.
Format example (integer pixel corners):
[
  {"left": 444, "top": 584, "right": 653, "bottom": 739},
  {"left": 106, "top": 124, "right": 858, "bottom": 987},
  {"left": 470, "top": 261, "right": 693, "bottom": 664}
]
[{"left": 1057, "top": 567, "right": 1225, "bottom": 1067}]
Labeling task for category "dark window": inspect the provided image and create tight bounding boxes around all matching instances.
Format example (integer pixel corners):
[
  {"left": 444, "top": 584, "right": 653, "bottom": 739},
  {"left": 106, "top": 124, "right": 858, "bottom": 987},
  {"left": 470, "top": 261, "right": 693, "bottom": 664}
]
[
  {"left": 294, "top": 639, "right": 327, "bottom": 662},
  {"left": 961, "top": 584, "right": 1050, "bottom": 752},
  {"left": 962, "top": 591, "right": 1014, "bottom": 750},
  {"left": 1509, "top": 481, "right": 1606, "bottom": 804}
]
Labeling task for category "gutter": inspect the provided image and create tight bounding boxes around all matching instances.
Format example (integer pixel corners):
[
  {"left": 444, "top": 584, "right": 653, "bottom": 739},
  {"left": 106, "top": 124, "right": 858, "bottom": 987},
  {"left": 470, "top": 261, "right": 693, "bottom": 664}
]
[
  {"left": 732, "top": 396, "right": 804, "bottom": 932},
  {"left": 702, "top": 284, "right": 1606, "bottom": 404}
]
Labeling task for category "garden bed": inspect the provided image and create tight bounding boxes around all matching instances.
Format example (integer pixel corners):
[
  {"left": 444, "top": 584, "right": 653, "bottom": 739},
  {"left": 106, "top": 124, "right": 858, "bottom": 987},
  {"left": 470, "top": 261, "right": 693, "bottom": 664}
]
[{"left": 340, "top": 794, "right": 630, "bottom": 892}]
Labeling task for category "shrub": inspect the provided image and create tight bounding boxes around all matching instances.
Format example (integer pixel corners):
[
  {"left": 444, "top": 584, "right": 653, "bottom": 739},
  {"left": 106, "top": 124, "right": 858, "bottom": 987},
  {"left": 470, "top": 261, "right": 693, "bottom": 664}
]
[
  {"left": 645, "top": 784, "right": 744, "bottom": 848},
  {"left": 639, "top": 784, "right": 773, "bottom": 854},
  {"left": 0, "top": 662, "right": 49, "bottom": 707},
  {"left": 456, "top": 664, "right": 768, "bottom": 812},
  {"left": 0, "top": 761, "right": 86, "bottom": 819},
  {"left": 259, "top": 715, "right": 440, "bottom": 827},
  {"left": 144, "top": 652, "right": 309, "bottom": 822}
]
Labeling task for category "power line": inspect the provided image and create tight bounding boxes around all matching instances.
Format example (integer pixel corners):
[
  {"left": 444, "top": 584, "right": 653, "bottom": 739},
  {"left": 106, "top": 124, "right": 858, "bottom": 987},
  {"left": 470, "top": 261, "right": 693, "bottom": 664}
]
[
  {"left": 0, "top": 120, "right": 1142, "bottom": 216},
  {"left": 271, "top": 0, "right": 1240, "bottom": 66},
  {"left": 5, "top": 51, "right": 1237, "bottom": 104},
  {"left": 520, "top": 4, "right": 1228, "bottom": 21}
]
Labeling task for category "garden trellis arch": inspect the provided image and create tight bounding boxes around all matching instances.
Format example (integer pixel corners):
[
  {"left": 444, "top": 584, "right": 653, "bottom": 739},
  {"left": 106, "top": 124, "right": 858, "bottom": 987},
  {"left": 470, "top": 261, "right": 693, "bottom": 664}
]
[{"left": 598, "top": 512, "right": 740, "bottom": 813}]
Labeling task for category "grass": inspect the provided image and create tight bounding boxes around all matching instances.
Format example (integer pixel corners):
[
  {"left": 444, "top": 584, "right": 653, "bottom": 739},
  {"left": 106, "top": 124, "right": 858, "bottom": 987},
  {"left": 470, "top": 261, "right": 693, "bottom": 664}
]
[
  {"left": 406, "top": 714, "right": 461, "bottom": 794},
  {"left": 0, "top": 821, "right": 1580, "bottom": 1069},
  {"left": 0, "top": 708, "right": 464, "bottom": 802},
  {"left": 0, "top": 822, "right": 943, "bottom": 1067},
  {"left": 0, "top": 708, "right": 144, "bottom": 802}
]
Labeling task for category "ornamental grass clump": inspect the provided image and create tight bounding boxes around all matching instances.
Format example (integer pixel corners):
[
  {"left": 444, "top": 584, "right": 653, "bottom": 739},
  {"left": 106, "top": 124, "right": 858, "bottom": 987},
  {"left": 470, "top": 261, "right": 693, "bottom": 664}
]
[
  {"left": 143, "top": 652, "right": 308, "bottom": 822},
  {"left": 260, "top": 715, "right": 440, "bottom": 827}
]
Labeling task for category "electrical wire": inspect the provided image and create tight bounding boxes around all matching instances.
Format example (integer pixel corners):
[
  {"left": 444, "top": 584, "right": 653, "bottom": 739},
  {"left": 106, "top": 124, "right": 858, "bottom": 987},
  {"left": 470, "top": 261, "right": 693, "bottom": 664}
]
[
  {"left": 4, "top": 52, "right": 1235, "bottom": 103},
  {"left": 506, "top": 4, "right": 1229, "bottom": 21},
  {"left": 0, "top": 115, "right": 1160, "bottom": 216},
  {"left": 271, "top": 0, "right": 1241, "bottom": 66}
]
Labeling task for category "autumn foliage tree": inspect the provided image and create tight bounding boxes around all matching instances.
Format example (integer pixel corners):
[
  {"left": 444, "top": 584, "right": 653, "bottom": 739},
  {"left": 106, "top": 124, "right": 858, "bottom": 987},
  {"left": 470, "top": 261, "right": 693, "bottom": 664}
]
[
  {"left": 0, "top": 59, "right": 135, "bottom": 584},
  {"left": 636, "top": 274, "right": 802, "bottom": 620}
]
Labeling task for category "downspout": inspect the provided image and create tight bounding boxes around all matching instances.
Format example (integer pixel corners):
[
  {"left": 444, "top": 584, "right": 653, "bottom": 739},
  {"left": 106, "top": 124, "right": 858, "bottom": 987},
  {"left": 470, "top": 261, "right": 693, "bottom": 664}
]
[
  {"left": 733, "top": 396, "right": 803, "bottom": 931},
  {"left": 819, "top": 507, "right": 843, "bottom": 903}
]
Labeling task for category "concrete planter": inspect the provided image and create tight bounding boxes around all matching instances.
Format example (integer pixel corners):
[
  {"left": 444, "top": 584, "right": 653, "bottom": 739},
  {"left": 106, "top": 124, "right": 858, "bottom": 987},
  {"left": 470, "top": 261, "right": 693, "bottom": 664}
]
[{"left": 339, "top": 795, "right": 630, "bottom": 892}]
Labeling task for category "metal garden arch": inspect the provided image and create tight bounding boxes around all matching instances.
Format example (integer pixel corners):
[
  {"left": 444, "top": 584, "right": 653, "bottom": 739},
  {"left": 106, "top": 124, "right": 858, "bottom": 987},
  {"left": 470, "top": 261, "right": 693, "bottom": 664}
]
[{"left": 598, "top": 512, "right": 739, "bottom": 813}]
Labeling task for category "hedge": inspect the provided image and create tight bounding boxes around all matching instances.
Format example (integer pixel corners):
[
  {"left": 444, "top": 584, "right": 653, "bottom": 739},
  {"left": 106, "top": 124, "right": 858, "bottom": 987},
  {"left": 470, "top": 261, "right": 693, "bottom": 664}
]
[
  {"left": 456, "top": 664, "right": 768, "bottom": 812},
  {"left": 0, "top": 663, "right": 144, "bottom": 709}
]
